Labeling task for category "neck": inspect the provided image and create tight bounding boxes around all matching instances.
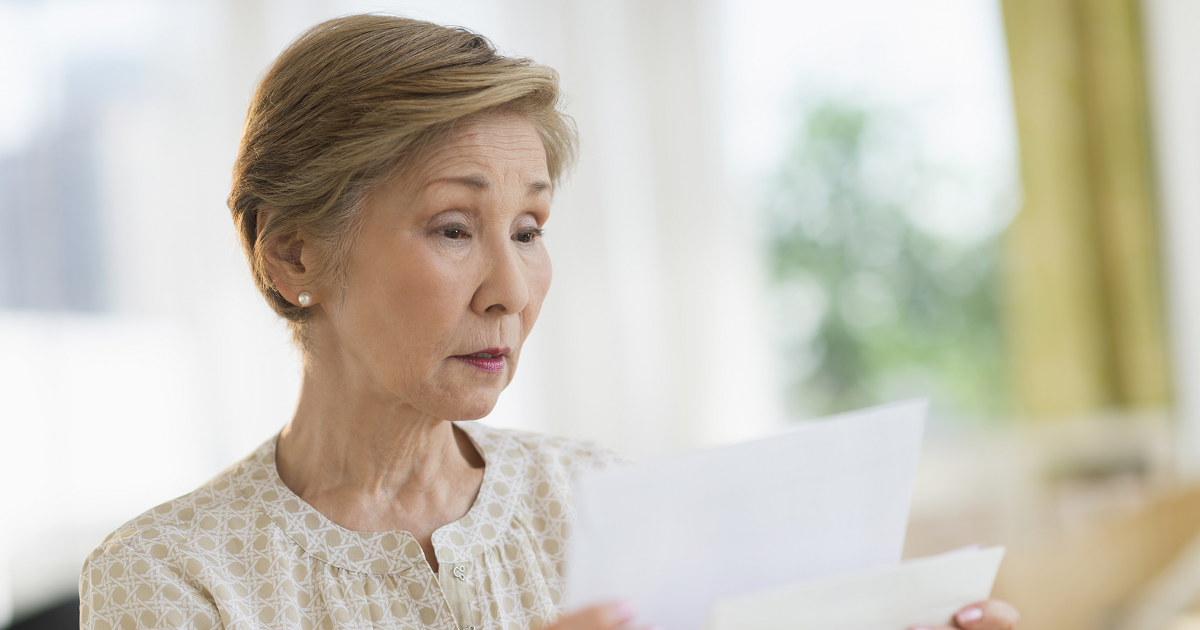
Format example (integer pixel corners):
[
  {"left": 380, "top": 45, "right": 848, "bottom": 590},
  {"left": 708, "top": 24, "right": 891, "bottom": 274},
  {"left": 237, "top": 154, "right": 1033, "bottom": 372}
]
[
  {"left": 274, "top": 354, "right": 485, "bottom": 571},
  {"left": 280, "top": 390, "right": 460, "bottom": 493}
]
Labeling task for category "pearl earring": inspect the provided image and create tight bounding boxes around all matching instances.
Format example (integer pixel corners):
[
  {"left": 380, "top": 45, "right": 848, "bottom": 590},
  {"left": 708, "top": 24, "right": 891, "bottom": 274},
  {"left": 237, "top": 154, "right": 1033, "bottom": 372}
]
[{"left": 298, "top": 292, "right": 312, "bottom": 307}]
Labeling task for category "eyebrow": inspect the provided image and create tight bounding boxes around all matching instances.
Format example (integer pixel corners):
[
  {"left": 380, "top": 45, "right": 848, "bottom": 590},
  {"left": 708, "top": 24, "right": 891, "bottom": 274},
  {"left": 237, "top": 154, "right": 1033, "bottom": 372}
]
[{"left": 428, "top": 176, "right": 552, "bottom": 196}]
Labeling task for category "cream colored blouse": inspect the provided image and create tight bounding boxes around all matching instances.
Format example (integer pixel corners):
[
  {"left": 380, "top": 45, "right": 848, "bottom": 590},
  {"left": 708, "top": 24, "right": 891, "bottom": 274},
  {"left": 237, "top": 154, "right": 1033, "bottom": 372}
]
[{"left": 79, "top": 422, "right": 623, "bottom": 630}]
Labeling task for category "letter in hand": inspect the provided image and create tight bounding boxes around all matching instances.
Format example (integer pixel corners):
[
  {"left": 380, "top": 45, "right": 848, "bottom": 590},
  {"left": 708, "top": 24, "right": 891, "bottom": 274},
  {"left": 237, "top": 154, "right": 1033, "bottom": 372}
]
[
  {"left": 910, "top": 599, "right": 1020, "bottom": 630},
  {"left": 542, "top": 601, "right": 662, "bottom": 630}
]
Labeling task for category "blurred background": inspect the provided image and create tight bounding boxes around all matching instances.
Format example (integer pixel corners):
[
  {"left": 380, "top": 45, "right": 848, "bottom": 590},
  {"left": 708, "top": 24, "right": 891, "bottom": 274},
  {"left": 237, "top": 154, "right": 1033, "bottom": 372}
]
[{"left": 1, "top": 0, "right": 1199, "bottom": 628}]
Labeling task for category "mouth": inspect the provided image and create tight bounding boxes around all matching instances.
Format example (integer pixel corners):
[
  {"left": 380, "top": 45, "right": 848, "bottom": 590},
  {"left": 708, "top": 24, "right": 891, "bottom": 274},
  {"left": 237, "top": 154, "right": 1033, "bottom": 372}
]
[{"left": 452, "top": 347, "right": 511, "bottom": 373}]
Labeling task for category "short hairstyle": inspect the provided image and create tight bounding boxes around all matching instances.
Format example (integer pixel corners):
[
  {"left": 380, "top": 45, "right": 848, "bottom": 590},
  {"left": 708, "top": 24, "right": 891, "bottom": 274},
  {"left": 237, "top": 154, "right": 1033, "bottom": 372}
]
[{"left": 227, "top": 14, "right": 577, "bottom": 345}]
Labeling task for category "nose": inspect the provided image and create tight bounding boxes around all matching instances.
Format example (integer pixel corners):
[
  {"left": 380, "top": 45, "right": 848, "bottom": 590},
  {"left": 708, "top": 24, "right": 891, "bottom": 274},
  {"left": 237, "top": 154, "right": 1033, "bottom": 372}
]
[{"left": 471, "top": 236, "right": 529, "bottom": 316}]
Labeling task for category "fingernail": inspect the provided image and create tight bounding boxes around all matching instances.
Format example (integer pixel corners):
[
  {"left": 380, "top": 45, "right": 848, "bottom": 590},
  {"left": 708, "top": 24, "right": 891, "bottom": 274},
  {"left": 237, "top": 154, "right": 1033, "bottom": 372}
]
[
  {"left": 613, "top": 601, "right": 637, "bottom": 623},
  {"left": 957, "top": 607, "right": 984, "bottom": 624}
]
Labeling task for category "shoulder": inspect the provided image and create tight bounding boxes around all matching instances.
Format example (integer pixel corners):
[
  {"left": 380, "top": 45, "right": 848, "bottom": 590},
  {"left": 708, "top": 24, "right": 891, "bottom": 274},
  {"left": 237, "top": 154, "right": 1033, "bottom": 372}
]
[
  {"left": 80, "top": 449, "right": 263, "bottom": 628},
  {"left": 86, "top": 452, "right": 253, "bottom": 561}
]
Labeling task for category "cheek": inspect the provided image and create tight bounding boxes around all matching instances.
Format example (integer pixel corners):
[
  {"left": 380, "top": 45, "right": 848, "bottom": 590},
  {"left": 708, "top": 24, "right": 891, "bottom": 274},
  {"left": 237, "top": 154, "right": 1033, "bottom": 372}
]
[
  {"left": 348, "top": 244, "right": 475, "bottom": 352},
  {"left": 521, "top": 255, "right": 553, "bottom": 333}
]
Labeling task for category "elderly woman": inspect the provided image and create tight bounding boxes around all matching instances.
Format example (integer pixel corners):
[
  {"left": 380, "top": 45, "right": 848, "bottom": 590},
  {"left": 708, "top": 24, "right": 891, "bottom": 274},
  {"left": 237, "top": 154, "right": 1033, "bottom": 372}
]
[{"left": 80, "top": 14, "right": 1019, "bottom": 630}]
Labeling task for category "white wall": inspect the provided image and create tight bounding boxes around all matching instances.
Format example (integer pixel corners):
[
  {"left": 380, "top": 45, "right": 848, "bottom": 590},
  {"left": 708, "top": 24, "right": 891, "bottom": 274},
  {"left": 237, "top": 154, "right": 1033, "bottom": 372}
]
[{"left": 1142, "top": 0, "right": 1200, "bottom": 479}]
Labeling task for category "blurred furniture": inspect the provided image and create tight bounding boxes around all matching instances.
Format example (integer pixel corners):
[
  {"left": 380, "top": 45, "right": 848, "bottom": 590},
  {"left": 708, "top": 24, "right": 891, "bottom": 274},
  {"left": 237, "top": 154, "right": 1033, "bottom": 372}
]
[
  {"left": 906, "top": 413, "right": 1200, "bottom": 630},
  {"left": 994, "top": 488, "right": 1200, "bottom": 630}
]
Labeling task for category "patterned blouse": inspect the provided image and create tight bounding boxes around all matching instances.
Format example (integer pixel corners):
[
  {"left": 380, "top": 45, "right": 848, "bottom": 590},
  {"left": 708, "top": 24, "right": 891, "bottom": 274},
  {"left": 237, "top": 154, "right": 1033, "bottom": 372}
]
[{"left": 79, "top": 422, "right": 623, "bottom": 630}]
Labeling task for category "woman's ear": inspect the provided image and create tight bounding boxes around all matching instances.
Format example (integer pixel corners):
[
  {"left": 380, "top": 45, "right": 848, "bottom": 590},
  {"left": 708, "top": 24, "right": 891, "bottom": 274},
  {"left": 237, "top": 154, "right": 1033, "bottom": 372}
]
[{"left": 258, "top": 209, "right": 316, "bottom": 307}]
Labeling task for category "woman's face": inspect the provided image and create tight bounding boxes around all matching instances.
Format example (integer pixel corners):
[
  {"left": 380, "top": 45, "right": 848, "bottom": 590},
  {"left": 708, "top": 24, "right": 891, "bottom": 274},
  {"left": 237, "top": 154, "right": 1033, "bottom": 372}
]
[{"left": 311, "top": 112, "right": 553, "bottom": 421}]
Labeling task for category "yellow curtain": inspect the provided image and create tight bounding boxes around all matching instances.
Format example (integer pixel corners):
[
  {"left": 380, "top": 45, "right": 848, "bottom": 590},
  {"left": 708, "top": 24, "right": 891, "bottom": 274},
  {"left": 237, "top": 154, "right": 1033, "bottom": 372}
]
[{"left": 1000, "top": 0, "right": 1169, "bottom": 419}]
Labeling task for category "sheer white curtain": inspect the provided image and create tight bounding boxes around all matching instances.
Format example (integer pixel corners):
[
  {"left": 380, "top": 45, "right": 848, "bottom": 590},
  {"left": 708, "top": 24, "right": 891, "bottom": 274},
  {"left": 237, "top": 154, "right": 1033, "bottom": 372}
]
[
  {"left": 471, "top": 0, "right": 783, "bottom": 457},
  {"left": 0, "top": 0, "right": 780, "bottom": 619},
  {"left": 1143, "top": 0, "right": 1200, "bottom": 480}
]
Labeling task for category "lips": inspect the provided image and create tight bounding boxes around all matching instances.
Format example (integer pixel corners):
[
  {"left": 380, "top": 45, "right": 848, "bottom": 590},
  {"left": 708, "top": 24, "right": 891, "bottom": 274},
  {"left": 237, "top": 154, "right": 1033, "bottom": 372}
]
[{"left": 453, "top": 347, "right": 511, "bottom": 373}]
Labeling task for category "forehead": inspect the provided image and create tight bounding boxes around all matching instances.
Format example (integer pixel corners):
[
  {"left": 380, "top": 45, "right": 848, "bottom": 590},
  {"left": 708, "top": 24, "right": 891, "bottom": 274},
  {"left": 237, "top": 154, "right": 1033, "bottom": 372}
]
[{"left": 401, "top": 113, "right": 550, "bottom": 192}]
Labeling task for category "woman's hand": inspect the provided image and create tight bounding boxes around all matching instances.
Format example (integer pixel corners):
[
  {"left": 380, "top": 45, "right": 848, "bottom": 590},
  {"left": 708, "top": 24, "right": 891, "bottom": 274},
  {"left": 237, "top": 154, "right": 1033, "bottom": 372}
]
[
  {"left": 544, "top": 602, "right": 658, "bottom": 630},
  {"left": 914, "top": 599, "right": 1020, "bottom": 630}
]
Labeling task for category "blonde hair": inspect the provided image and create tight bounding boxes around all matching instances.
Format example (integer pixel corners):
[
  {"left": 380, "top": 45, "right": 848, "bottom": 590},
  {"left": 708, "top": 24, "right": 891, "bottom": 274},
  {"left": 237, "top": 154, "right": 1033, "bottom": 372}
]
[{"left": 228, "top": 14, "right": 576, "bottom": 344}]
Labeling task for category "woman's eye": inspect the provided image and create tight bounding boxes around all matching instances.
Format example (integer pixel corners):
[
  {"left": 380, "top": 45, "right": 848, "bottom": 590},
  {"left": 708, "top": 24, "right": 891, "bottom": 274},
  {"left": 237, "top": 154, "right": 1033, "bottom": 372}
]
[
  {"left": 442, "top": 228, "right": 466, "bottom": 239},
  {"left": 514, "top": 229, "right": 543, "bottom": 243}
]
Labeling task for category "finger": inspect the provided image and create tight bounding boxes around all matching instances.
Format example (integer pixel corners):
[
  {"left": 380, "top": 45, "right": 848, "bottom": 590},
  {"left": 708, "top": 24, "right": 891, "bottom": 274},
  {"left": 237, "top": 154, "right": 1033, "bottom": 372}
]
[
  {"left": 954, "top": 599, "right": 1020, "bottom": 630},
  {"left": 548, "top": 602, "right": 637, "bottom": 630}
]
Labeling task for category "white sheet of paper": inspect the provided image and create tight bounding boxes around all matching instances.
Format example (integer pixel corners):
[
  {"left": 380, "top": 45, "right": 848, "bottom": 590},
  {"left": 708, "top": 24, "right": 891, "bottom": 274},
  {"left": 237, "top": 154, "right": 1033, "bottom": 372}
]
[
  {"left": 705, "top": 546, "right": 1006, "bottom": 630},
  {"left": 567, "top": 399, "right": 928, "bottom": 630}
]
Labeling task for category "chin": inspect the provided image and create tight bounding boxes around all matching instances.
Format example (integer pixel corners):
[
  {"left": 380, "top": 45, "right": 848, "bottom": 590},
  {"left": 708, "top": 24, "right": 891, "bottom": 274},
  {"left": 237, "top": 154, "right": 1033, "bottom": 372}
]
[{"left": 439, "top": 393, "right": 502, "bottom": 422}]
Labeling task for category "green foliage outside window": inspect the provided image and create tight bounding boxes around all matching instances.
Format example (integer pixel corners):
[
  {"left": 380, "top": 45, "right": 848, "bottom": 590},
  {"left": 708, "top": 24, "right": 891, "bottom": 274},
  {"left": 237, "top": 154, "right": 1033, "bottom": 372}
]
[{"left": 767, "top": 101, "right": 1012, "bottom": 421}]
